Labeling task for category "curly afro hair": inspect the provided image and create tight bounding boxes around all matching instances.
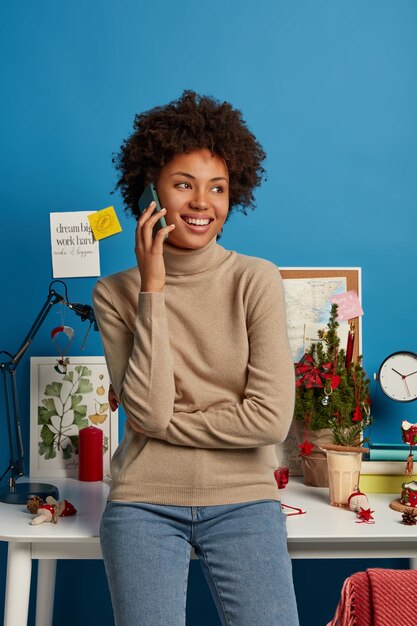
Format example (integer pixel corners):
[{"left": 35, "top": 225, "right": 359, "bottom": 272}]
[{"left": 114, "top": 90, "right": 266, "bottom": 221}]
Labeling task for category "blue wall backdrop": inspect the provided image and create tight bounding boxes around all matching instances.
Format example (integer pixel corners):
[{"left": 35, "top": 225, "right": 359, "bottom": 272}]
[{"left": 1, "top": 1, "right": 415, "bottom": 624}]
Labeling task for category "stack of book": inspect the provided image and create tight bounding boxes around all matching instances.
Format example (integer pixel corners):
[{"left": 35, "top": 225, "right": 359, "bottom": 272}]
[
  {"left": 360, "top": 444, "right": 417, "bottom": 493},
  {"left": 367, "top": 443, "right": 412, "bottom": 461}
]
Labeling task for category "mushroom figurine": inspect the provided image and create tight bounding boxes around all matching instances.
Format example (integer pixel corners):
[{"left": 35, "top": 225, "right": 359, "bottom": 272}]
[
  {"left": 348, "top": 488, "right": 369, "bottom": 512},
  {"left": 54, "top": 498, "right": 77, "bottom": 517},
  {"left": 27, "top": 496, "right": 77, "bottom": 525},
  {"left": 30, "top": 502, "right": 58, "bottom": 525}
]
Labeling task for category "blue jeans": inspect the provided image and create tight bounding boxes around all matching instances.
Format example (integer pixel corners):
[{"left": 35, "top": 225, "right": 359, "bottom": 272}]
[{"left": 100, "top": 499, "right": 299, "bottom": 626}]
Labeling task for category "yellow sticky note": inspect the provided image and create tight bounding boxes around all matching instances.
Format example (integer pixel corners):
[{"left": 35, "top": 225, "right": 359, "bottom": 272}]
[{"left": 88, "top": 206, "right": 122, "bottom": 240}]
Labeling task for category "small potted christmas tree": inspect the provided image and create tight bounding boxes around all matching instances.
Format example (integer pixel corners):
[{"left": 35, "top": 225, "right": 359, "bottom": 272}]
[{"left": 294, "top": 303, "right": 371, "bottom": 488}]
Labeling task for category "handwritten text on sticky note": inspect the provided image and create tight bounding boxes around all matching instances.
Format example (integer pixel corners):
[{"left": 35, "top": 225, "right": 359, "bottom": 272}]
[
  {"left": 331, "top": 290, "right": 364, "bottom": 321},
  {"left": 88, "top": 206, "right": 122, "bottom": 240}
]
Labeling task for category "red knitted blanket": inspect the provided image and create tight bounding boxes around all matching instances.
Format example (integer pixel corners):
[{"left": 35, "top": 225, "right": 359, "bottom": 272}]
[{"left": 327, "top": 568, "right": 417, "bottom": 626}]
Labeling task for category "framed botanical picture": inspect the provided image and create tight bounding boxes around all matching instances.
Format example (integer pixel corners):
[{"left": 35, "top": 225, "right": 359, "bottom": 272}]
[{"left": 30, "top": 356, "right": 118, "bottom": 478}]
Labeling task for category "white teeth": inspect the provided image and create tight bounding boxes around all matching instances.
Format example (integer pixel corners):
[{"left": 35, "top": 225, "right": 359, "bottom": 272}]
[{"left": 184, "top": 217, "right": 211, "bottom": 226}]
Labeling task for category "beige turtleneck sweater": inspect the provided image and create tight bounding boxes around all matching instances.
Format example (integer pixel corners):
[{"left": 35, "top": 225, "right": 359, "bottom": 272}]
[{"left": 92, "top": 235, "right": 295, "bottom": 506}]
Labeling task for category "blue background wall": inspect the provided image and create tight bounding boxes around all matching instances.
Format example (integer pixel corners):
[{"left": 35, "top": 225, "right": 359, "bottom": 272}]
[{"left": 0, "top": 1, "right": 415, "bottom": 624}]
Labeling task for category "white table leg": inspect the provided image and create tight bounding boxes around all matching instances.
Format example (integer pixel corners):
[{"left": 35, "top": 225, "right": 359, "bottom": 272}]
[
  {"left": 4, "top": 542, "right": 32, "bottom": 626},
  {"left": 35, "top": 560, "right": 56, "bottom": 626}
]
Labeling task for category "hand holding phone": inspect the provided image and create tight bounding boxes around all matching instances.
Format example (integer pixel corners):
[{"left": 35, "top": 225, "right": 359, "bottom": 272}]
[
  {"left": 138, "top": 183, "right": 168, "bottom": 240},
  {"left": 136, "top": 183, "right": 176, "bottom": 292}
]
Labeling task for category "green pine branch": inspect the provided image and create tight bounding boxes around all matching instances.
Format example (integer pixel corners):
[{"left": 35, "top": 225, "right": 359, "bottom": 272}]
[{"left": 294, "top": 303, "right": 372, "bottom": 444}]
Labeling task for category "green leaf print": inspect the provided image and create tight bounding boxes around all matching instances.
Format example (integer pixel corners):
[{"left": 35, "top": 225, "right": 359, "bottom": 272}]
[
  {"left": 44, "top": 381, "right": 63, "bottom": 397},
  {"left": 38, "top": 398, "right": 58, "bottom": 424},
  {"left": 71, "top": 394, "right": 83, "bottom": 409},
  {"left": 39, "top": 441, "right": 56, "bottom": 460},
  {"left": 62, "top": 443, "right": 73, "bottom": 460},
  {"left": 75, "top": 378, "right": 93, "bottom": 394},
  {"left": 40, "top": 424, "right": 55, "bottom": 446},
  {"left": 75, "top": 366, "right": 92, "bottom": 377},
  {"left": 37, "top": 365, "right": 95, "bottom": 464},
  {"left": 68, "top": 435, "right": 80, "bottom": 455}
]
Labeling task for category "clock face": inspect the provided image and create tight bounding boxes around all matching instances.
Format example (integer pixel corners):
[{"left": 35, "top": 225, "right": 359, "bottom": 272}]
[{"left": 378, "top": 352, "right": 417, "bottom": 402}]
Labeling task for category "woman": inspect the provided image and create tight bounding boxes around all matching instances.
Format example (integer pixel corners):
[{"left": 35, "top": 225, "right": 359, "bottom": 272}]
[{"left": 93, "top": 90, "right": 299, "bottom": 626}]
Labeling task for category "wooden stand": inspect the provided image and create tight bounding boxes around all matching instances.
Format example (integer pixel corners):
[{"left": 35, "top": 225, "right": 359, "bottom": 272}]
[
  {"left": 320, "top": 443, "right": 368, "bottom": 454},
  {"left": 389, "top": 498, "right": 417, "bottom": 514}
]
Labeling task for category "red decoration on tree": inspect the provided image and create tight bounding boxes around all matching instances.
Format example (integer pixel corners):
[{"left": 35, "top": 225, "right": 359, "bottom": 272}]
[
  {"left": 351, "top": 370, "right": 371, "bottom": 423},
  {"left": 295, "top": 354, "right": 333, "bottom": 389},
  {"left": 323, "top": 374, "right": 341, "bottom": 389},
  {"left": 345, "top": 322, "right": 355, "bottom": 369},
  {"left": 298, "top": 439, "right": 314, "bottom": 456}
]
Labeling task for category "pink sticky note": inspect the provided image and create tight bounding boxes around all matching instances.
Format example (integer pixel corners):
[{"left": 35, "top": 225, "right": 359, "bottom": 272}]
[{"left": 331, "top": 290, "right": 363, "bottom": 321}]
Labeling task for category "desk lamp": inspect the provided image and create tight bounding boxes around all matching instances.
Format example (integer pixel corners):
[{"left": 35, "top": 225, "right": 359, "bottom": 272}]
[{"left": 0, "top": 280, "right": 98, "bottom": 504}]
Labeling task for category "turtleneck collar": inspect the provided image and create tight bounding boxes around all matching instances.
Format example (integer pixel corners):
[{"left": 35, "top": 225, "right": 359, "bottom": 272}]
[{"left": 163, "top": 235, "right": 230, "bottom": 276}]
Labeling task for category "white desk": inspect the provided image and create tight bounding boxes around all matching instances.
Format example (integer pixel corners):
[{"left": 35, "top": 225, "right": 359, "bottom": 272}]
[
  {"left": 1, "top": 476, "right": 416, "bottom": 626},
  {"left": 0, "top": 478, "right": 109, "bottom": 626}
]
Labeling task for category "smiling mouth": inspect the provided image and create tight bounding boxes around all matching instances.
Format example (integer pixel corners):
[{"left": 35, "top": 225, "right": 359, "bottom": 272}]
[
  {"left": 181, "top": 216, "right": 214, "bottom": 226},
  {"left": 180, "top": 216, "right": 215, "bottom": 232}
]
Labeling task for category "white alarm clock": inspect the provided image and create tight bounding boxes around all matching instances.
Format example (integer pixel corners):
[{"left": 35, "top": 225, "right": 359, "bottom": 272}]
[{"left": 377, "top": 351, "right": 417, "bottom": 402}]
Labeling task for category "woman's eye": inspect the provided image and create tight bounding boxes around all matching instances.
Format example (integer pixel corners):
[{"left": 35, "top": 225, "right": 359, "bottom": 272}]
[
  {"left": 175, "top": 182, "right": 191, "bottom": 189},
  {"left": 212, "top": 185, "right": 224, "bottom": 193}
]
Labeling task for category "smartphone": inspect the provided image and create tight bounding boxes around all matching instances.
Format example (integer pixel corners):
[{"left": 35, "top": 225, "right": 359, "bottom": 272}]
[{"left": 138, "top": 183, "right": 168, "bottom": 240}]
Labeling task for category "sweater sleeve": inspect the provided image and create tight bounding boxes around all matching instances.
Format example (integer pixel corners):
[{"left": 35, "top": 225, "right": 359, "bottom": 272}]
[
  {"left": 150, "top": 266, "right": 295, "bottom": 449},
  {"left": 92, "top": 281, "right": 176, "bottom": 431}
]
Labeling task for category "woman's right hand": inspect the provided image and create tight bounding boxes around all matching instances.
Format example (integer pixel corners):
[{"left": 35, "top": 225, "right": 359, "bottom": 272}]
[{"left": 135, "top": 201, "right": 175, "bottom": 293}]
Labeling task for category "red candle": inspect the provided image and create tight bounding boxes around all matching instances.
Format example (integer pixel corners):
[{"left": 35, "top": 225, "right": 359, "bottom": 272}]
[{"left": 78, "top": 426, "right": 103, "bottom": 481}]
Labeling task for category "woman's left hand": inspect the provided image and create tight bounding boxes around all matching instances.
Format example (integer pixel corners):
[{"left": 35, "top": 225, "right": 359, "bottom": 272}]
[
  {"left": 108, "top": 384, "right": 119, "bottom": 412},
  {"left": 109, "top": 385, "right": 149, "bottom": 435}
]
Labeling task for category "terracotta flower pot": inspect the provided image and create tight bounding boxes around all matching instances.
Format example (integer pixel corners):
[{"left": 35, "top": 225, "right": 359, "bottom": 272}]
[{"left": 295, "top": 423, "right": 333, "bottom": 487}]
